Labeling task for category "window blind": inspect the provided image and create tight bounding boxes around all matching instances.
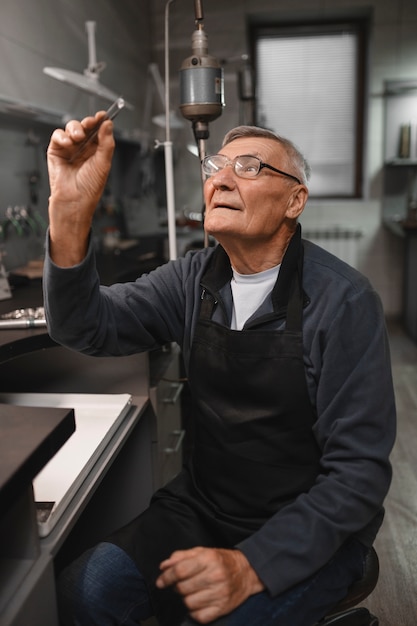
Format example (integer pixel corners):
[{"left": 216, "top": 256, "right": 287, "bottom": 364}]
[{"left": 256, "top": 30, "right": 358, "bottom": 196}]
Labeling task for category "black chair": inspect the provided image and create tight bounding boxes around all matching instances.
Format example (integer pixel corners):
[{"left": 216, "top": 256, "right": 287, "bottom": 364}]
[{"left": 316, "top": 547, "right": 380, "bottom": 625}]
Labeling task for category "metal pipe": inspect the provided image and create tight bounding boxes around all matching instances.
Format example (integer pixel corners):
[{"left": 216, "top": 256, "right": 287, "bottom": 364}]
[
  {"left": 164, "top": 0, "right": 177, "bottom": 260},
  {"left": 194, "top": 0, "right": 204, "bottom": 24}
]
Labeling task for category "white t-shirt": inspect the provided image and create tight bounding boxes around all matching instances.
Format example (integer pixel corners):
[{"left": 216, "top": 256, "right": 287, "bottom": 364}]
[{"left": 230, "top": 264, "right": 280, "bottom": 330}]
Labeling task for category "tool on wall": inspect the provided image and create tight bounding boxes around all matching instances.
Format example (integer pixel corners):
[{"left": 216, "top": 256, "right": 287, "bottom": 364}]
[
  {"left": 0, "top": 246, "right": 12, "bottom": 301},
  {"left": 43, "top": 21, "right": 133, "bottom": 110},
  {"left": 179, "top": 0, "right": 224, "bottom": 246},
  {"left": 221, "top": 54, "right": 255, "bottom": 126}
]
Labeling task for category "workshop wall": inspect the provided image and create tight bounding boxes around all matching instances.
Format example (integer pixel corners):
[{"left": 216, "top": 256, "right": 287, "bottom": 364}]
[
  {"left": 1, "top": 0, "right": 417, "bottom": 317},
  {"left": 0, "top": 0, "right": 153, "bottom": 271}
]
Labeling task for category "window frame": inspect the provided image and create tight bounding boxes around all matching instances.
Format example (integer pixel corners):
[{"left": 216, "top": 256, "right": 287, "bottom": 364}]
[{"left": 249, "top": 16, "right": 369, "bottom": 198}]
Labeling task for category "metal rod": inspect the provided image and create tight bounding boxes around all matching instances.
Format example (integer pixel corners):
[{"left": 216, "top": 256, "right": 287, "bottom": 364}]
[
  {"left": 164, "top": 0, "right": 177, "bottom": 260},
  {"left": 165, "top": 1, "right": 175, "bottom": 144},
  {"left": 85, "top": 21, "right": 97, "bottom": 72},
  {"left": 194, "top": 0, "right": 204, "bottom": 23},
  {"left": 196, "top": 135, "right": 210, "bottom": 247}
]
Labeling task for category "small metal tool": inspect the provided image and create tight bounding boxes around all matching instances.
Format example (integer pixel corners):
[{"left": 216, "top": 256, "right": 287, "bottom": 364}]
[{"left": 0, "top": 306, "right": 46, "bottom": 329}]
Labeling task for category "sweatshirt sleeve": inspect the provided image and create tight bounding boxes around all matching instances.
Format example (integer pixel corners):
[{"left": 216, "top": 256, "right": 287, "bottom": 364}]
[
  {"left": 237, "top": 284, "right": 396, "bottom": 597},
  {"left": 43, "top": 230, "right": 189, "bottom": 356}
]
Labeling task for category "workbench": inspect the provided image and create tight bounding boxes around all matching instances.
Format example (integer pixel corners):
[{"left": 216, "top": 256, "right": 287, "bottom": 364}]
[{"left": 0, "top": 279, "right": 183, "bottom": 625}]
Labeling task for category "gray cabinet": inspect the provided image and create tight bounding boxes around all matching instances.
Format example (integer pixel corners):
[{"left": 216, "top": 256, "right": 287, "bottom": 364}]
[
  {"left": 149, "top": 344, "right": 184, "bottom": 489},
  {"left": 0, "top": 316, "right": 184, "bottom": 624},
  {"left": 404, "top": 232, "right": 417, "bottom": 342},
  {"left": 382, "top": 80, "right": 417, "bottom": 230},
  {"left": 0, "top": 406, "right": 74, "bottom": 626},
  {"left": 382, "top": 80, "right": 417, "bottom": 341}
]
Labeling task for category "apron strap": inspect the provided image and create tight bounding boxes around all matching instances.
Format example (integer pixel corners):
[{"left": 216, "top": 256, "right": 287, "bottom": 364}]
[
  {"left": 198, "top": 227, "right": 306, "bottom": 332},
  {"left": 285, "top": 245, "right": 304, "bottom": 332}
]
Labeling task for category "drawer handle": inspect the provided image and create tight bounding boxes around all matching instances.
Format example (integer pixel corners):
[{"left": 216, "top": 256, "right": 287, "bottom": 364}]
[
  {"left": 162, "top": 382, "right": 183, "bottom": 405},
  {"left": 164, "top": 429, "right": 185, "bottom": 455}
]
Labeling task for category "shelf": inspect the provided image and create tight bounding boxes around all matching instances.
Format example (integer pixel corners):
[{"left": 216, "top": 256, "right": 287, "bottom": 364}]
[
  {"left": 384, "top": 79, "right": 417, "bottom": 95},
  {"left": 385, "top": 159, "right": 417, "bottom": 167}
]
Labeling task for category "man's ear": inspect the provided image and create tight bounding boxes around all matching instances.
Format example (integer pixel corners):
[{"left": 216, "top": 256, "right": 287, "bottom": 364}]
[{"left": 285, "top": 185, "right": 308, "bottom": 220}]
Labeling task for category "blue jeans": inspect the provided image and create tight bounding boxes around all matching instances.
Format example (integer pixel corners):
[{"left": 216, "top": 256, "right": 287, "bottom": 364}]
[{"left": 56, "top": 538, "right": 368, "bottom": 626}]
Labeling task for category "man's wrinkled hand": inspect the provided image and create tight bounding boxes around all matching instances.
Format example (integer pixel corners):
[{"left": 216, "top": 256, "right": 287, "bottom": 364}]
[
  {"left": 47, "top": 112, "right": 115, "bottom": 207},
  {"left": 46, "top": 112, "right": 115, "bottom": 267},
  {"left": 156, "top": 547, "right": 265, "bottom": 624}
]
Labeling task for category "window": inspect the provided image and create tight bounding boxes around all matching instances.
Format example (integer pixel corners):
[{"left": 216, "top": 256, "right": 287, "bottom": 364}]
[{"left": 251, "top": 19, "right": 368, "bottom": 197}]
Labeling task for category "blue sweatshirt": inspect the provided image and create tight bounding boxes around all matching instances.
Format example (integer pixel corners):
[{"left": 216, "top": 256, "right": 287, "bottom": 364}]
[{"left": 43, "top": 230, "right": 396, "bottom": 596}]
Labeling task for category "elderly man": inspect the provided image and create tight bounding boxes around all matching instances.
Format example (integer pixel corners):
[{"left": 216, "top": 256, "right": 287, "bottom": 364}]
[{"left": 44, "top": 114, "right": 396, "bottom": 626}]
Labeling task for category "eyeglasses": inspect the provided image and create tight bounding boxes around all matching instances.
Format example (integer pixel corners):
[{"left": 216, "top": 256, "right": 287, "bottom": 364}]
[{"left": 201, "top": 154, "right": 301, "bottom": 184}]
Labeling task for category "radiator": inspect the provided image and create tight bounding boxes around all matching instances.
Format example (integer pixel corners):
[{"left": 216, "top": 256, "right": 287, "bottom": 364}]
[{"left": 303, "top": 228, "right": 362, "bottom": 268}]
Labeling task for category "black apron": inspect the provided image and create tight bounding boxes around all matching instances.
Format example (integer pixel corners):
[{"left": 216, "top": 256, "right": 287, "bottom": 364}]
[{"left": 110, "top": 228, "right": 322, "bottom": 626}]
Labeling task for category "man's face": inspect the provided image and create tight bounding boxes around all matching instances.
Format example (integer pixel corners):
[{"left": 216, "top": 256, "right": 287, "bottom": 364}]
[{"left": 203, "top": 136, "right": 305, "bottom": 247}]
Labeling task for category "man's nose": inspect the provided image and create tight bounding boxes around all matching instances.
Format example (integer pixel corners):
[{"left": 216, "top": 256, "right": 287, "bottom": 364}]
[{"left": 209, "top": 164, "right": 237, "bottom": 189}]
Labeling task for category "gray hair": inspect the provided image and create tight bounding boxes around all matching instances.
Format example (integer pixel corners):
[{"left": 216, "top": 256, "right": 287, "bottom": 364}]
[{"left": 222, "top": 125, "right": 311, "bottom": 185}]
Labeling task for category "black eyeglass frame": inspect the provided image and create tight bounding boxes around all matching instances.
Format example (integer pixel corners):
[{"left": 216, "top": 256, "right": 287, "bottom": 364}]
[{"left": 201, "top": 154, "right": 302, "bottom": 185}]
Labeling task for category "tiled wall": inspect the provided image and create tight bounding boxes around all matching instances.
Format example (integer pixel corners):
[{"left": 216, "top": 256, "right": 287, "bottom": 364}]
[{"left": 300, "top": 200, "right": 404, "bottom": 316}]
